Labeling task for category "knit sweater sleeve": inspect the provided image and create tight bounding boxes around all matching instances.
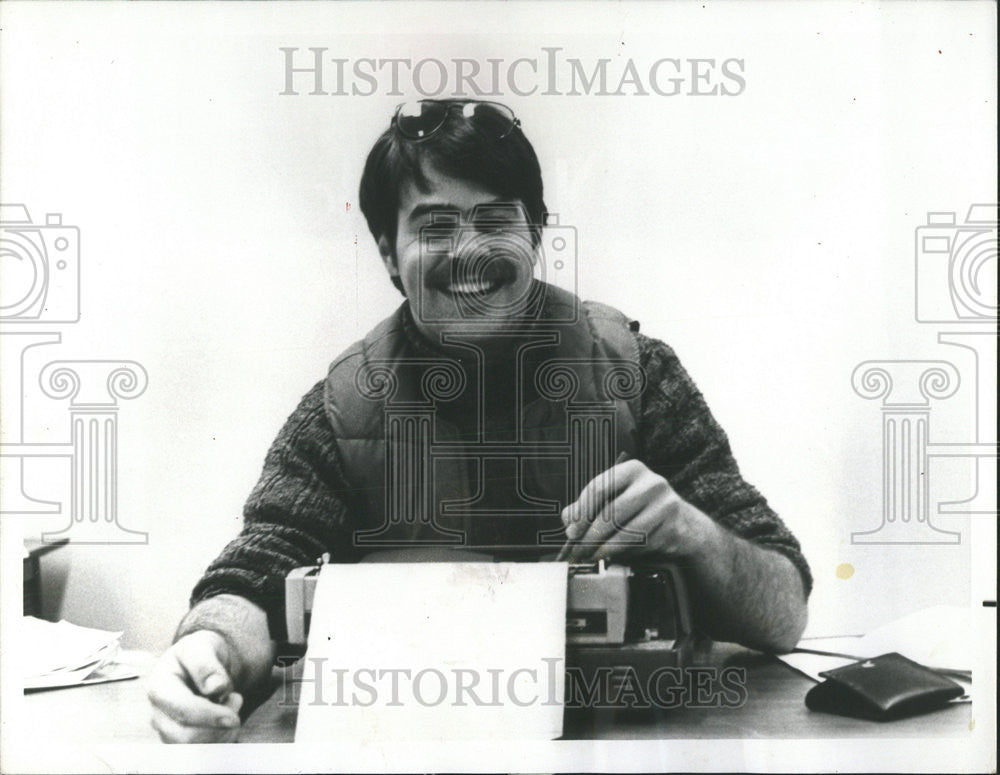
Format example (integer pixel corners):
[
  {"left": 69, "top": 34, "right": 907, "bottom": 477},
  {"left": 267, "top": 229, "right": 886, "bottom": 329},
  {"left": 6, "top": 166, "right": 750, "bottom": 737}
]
[
  {"left": 635, "top": 333, "right": 813, "bottom": 597},
  {"left": 189, "top": 379, "right": 358, "bottom": 640}
]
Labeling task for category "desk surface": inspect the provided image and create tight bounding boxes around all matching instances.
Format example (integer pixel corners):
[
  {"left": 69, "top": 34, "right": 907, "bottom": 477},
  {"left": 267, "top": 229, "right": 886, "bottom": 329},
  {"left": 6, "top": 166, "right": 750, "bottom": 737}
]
[{"left": 20, "top": 645, "right": 972, "bottom": 745}]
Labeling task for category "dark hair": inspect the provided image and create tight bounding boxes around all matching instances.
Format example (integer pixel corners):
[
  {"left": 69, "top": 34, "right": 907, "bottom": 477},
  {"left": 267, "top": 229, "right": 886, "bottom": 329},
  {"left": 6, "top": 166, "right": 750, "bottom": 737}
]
[{"left": 358, "top": 101, "right": 547, "bottom": 294}]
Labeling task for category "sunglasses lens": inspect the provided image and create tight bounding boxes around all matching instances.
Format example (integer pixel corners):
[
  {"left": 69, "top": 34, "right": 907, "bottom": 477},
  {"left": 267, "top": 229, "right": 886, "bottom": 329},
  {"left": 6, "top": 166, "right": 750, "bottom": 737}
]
[
  {"left": 395, "top": 101, "right": 449, "bottom": 139},
  {"left": 395, "top": 101, "right": 518, "bottom": 141},
  {"left": 465, "top": 102, "right": 517, "bottom": 139}
]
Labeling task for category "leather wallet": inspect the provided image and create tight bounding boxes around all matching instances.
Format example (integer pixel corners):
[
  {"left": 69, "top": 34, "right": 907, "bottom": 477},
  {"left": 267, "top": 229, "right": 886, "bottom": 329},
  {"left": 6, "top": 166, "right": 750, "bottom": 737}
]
[{"left": 805, "top": 652, "right": 966, "bottom": 721}]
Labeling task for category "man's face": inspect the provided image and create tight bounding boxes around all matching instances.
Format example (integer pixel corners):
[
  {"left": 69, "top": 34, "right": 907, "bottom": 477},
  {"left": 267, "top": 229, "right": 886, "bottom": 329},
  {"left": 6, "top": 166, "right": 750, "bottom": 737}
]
[{"left": 381, "top": 163, "right": 538, "bottom": 346}]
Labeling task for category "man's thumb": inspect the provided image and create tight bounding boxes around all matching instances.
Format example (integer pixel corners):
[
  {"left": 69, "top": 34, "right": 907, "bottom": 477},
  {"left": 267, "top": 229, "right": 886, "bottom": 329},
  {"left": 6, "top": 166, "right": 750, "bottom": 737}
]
[
  {"left": 182, "top": 636, "right": 234, "bottom": 699},
  {"left": 199, "top": 669, "right": 231, "bottom": 699}
]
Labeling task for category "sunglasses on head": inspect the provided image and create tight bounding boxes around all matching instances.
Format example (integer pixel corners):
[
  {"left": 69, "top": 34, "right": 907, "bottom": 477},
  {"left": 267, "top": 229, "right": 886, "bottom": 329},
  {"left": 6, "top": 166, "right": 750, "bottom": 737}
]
[{"left": 392, "top": 100, "right": 521, "bottom": 142}]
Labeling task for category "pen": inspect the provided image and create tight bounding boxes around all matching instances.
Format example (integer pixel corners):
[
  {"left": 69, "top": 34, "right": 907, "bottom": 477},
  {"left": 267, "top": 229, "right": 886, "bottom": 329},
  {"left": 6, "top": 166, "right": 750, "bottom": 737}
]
[{"left": 556, "top": 450, "right": 630, "bottom": 562}]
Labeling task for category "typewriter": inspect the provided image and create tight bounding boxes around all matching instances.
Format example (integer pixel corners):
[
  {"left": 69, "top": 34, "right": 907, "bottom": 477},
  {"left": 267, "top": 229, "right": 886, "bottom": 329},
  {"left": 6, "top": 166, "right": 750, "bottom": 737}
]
[{"left": 285, "top": 556, "right": 704, "bottom": 708}]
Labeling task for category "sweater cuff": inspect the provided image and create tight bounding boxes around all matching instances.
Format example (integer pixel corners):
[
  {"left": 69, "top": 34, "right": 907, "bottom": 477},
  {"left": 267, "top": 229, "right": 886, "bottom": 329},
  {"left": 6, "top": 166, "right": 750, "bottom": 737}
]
[{"left": 190, "top": 573, "right": 290, "bottom": 645}]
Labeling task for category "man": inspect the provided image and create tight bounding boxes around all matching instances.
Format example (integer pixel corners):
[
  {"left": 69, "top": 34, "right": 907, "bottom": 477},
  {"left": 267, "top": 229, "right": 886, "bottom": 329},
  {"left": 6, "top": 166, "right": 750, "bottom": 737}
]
[{"left": 147, "top": 99, "right": 810, "bottom": 743}]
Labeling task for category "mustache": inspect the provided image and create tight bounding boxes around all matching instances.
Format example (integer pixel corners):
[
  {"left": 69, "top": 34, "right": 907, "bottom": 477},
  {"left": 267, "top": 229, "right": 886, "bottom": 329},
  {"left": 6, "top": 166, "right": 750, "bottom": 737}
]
[{"left": 425, "top": 247, "right": 531, "bottom": 288}]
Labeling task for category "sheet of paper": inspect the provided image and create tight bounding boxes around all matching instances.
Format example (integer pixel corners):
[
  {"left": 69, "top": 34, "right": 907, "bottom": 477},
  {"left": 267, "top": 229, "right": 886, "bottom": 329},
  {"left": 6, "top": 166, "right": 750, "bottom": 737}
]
[
  {"left": 21, "top": 617, "right": 123, "bottom": 683},
  {"left": 778, "top": 637, "right": 867, "bottom": 683},
  {"left": 294, "top": 561, "right": 567, "bottom": 742},
  {"left": 23, "top": 660, "right": 139, "bottom": 692},
  {"left": 857, "top": 605, "right": 972, "bottom": 672},
  {"left": 780, "top": 606, "right": 974, "bottom": 695}
]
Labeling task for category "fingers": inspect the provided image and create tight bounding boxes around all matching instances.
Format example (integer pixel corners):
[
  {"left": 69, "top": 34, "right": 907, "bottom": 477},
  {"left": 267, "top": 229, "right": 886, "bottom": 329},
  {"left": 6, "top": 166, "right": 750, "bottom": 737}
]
[
  {"left": 564, "top": 482, "right": 650, "bottom": 560},
  {"left": 150, "top": 705, "right": 241, "bottom": 744},
  {"left": 562, "top": 459, "right": 642, "bottom": 541},
  {"left": 564, "top": 464, "right": 681, "bottom": 562},
  {"left": 222, "top": 692, "right": 244, "bottom": 715},
  {"left": 148, "top": 670, "right": 241, "bottom": 729},
  {"left": 586, "top": 504, "right": 665, "bottom": 563},
  {"left": 147, "top": 633, "right": 243, "bottom": 743}
]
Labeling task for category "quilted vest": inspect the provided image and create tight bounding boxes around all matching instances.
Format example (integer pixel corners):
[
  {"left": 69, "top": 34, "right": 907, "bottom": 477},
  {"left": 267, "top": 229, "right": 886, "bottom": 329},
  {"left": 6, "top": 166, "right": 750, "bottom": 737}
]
[{"left": 323, "top": 283, "right": 644, "bottom": 558}]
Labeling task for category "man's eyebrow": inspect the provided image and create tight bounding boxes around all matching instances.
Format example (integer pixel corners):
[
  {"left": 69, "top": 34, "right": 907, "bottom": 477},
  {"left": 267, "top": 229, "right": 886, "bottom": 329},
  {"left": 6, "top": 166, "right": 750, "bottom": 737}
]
[{"left": 405, "top": 198, "right": 509, "bottom": 223}]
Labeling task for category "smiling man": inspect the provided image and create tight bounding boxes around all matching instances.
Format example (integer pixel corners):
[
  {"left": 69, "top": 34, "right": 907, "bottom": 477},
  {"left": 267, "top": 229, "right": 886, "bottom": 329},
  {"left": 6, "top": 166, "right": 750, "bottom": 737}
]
[{"left": 147, "top": 99, "right": 811, "bottom": 743}]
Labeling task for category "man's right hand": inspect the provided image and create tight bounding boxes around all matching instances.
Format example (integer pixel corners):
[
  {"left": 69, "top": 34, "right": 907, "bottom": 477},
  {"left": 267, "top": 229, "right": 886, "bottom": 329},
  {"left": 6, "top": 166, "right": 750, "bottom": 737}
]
[{"left": 147, "top": 630, "right": 244, "bottom": 743}]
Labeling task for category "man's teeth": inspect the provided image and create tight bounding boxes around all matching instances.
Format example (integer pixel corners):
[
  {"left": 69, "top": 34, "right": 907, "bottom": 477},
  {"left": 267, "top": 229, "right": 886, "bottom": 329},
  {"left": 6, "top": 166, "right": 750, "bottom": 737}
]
[{"left": 446, "top": 280, "right": 498, "bottom": 294}]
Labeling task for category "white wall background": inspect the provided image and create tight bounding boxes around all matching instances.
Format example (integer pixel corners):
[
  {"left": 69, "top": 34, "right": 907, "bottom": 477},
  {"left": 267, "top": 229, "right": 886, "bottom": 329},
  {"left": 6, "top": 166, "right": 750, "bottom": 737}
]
[{"left": 1, "top": 1, "right": 995, "bottom": 652}]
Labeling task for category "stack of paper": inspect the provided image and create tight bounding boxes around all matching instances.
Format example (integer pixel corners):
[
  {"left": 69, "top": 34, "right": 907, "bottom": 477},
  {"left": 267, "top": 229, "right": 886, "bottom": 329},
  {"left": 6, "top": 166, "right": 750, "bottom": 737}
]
[{"left": 22, "top": 617, "right": 130, "bottom": 691}]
